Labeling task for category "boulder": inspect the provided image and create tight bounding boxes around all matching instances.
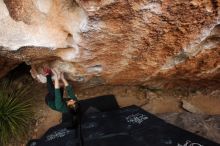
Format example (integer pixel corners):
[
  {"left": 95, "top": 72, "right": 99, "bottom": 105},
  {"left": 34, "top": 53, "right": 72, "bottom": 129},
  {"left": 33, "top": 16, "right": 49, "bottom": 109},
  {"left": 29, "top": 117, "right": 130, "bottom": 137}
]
[{"left": 0, "top": 0, "right": 219, "bottom": 88}]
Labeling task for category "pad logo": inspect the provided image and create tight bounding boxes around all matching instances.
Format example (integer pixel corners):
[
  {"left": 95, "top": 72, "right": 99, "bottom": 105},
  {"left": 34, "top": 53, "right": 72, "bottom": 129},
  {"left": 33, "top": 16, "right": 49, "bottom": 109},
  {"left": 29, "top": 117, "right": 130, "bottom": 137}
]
[
  {"left": 126, "top": 113, "right": 149, "bottom": 124},
  {"left": 177, "top": 140, "right": 203, "bottom": 146},
  {"left": 46, "top": 128, "right": 71, "bottom": 141}
]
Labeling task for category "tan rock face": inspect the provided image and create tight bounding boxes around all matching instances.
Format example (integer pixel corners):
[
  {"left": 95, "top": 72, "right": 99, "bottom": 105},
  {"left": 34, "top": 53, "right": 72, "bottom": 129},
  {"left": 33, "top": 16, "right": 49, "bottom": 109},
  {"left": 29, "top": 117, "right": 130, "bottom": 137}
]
[
  {"left": 182, "top": 91, "right": 220, "bottom": 115},
  {"left": 0, "top": 0, "right": 220, "bottom": 88}
]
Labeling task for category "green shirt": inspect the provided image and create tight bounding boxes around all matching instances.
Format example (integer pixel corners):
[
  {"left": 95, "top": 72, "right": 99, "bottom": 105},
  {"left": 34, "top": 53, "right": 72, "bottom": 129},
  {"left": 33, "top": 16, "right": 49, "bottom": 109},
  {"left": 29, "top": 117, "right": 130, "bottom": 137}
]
[
  {"left": 54, "top": 85, "right": 77, "bottom": 113},
  {"left": 46, "top": 75, "right": 77, "bottom": 113}
]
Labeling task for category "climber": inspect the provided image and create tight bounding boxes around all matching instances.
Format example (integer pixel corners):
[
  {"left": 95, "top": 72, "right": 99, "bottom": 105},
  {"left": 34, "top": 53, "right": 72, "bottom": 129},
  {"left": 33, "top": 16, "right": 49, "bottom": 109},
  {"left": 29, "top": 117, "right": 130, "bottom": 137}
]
[
  {"left": 44, "top": 68, "right": 78, "bottom": 113},
  {"left": 44, "top": 68, "right": 79, "bottom": 127}
]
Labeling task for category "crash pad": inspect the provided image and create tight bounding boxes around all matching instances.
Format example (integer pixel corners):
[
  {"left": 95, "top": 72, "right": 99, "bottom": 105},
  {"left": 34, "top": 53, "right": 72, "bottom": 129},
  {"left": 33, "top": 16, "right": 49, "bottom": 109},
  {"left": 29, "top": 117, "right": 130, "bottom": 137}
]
[{"left": 81, "top": 106, "right": 220, "bottom": 146}]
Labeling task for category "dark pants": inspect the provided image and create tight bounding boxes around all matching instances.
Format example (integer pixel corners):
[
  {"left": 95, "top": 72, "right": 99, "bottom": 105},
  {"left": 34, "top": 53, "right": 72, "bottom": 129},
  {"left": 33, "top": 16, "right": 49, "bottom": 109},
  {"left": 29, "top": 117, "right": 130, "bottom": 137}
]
[{"left": 62, "top": 110, "right": 79, "bottom": 129}]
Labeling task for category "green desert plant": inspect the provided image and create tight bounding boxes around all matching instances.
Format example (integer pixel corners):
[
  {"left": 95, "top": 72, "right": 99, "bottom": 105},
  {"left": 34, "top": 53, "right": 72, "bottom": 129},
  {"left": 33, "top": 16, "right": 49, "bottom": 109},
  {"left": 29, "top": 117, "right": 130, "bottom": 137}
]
[{"left": 0, "top": 79, "right": 33, "bottom": 145}]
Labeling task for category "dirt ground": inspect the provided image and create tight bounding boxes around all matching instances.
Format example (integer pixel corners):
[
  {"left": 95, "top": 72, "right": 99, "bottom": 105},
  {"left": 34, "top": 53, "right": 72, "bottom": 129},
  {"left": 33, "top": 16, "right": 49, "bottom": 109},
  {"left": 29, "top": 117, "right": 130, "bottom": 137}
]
[
  {"left": 6, "top": 76, "right": 220, "bottom": 145},
  {"left": 30, "top": 84, "right": 62, "bottom": 139}
]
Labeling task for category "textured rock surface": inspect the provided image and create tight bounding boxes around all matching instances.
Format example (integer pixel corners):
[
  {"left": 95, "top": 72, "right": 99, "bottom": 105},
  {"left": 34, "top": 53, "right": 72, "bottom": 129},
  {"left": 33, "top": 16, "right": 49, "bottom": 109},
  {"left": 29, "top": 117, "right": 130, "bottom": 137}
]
[
  {"left": 182, "top": 90, "right": 220, "bottom": 114},
  {"left": 0, "top": 0, "right": 220, "bottom": 89},
  {"left": 158, "top": 112, "right": 220, "bottom": 143}
]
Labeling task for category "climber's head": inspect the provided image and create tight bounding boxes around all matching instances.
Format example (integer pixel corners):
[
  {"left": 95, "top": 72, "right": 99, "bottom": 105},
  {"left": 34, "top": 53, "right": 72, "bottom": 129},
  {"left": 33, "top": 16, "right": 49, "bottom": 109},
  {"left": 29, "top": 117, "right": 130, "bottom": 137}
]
[{"left": 66, "top": 99, "right": 76, "bottom": 109}]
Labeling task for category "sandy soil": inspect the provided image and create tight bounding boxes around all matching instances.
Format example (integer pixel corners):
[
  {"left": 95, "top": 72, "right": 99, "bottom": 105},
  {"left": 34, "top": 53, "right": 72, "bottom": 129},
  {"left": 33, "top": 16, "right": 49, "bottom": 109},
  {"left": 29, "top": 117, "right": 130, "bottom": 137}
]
[{"left": 30, "top": 84, "right": 62, "bottom": 139}]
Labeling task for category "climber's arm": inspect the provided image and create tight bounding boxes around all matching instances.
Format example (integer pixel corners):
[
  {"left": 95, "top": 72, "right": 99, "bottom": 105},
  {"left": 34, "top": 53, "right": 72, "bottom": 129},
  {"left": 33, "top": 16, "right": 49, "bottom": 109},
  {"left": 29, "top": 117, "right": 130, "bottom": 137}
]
[
  {"left": 46, "top": 75, "right": 55, "bottom": 96},
  {"left": 66, "top": 85, "right": 77, "bottom": 100},
  {"left": 54, "top": 88, "right": 68, "bottom": 113},
  {"left": 52, "top": 69, "right": 68, "bottom": 113},
  {"left": 61, "top": 73, "right": 77, "bottom": 100},
  {"left": 43, "top": 68, "right": 55, "bottom": 95}
]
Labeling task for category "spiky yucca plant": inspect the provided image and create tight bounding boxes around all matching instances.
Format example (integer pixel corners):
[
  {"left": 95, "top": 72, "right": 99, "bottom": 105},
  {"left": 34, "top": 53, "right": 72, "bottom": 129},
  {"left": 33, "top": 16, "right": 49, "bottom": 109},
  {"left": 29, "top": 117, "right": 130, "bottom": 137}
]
[{"left": 0, "top": 79, "right": 33, "bottom": 145}]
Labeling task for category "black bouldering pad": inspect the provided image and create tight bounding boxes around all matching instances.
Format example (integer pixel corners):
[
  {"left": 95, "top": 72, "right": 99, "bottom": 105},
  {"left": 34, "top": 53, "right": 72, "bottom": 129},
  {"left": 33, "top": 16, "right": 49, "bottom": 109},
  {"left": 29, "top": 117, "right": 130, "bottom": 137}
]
[
  {"left": 81, "top": 105, "right": 220, "bottom": 146},
  {"left": 27, "top": 124, "right": 81, "bottom": 146},
  {"left": 28, "top": 103, "right": 220, "bottom": 146},
  {"left": 79, "top": 94, "right": 119, "bottom": 115}
]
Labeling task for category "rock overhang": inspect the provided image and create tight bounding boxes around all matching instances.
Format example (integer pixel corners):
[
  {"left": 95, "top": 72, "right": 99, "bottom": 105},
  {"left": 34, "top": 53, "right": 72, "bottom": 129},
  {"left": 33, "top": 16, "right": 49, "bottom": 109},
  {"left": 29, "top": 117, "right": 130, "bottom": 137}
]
[{"left": 0, "top": 0, "right": 219, "bottom": 89}]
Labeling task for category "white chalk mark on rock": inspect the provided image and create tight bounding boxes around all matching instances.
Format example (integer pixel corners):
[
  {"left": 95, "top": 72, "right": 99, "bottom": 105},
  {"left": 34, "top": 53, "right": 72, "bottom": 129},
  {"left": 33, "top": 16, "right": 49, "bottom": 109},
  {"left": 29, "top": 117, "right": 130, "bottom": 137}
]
[
  {"left": 87, "top": 65, "right": 103, "bottom": 73},
  {"left": 35, "top": 0, "right": 52, "bottom": 14}
]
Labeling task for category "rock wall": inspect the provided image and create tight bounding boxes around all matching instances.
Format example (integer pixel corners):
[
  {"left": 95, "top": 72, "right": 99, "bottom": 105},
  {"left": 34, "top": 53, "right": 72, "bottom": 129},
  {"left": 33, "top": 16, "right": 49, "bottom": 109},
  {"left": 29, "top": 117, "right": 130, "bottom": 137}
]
[{"left": 0, "top": 0, "right": 220, "bottom": 88}]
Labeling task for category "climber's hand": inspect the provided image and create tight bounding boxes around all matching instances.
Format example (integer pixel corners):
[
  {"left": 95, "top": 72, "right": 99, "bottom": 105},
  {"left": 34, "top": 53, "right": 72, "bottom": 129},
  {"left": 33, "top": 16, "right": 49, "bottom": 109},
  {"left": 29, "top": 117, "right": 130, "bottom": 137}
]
[
  {"left": 61, "top": 72, "right": 65, "bottom": 80},
  {"left": 51, "top": 69, "right": 60, "bottom": 80},
  {"left": 43, "top": 67, "right": 52, "bottom": 76}
]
